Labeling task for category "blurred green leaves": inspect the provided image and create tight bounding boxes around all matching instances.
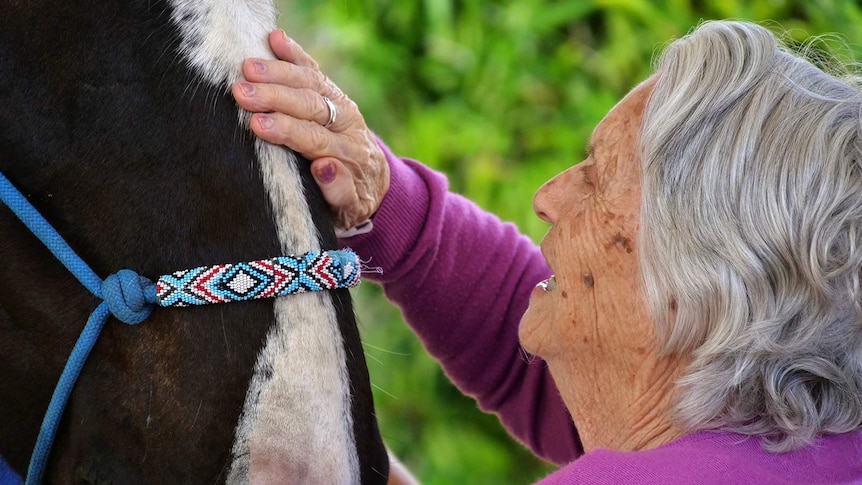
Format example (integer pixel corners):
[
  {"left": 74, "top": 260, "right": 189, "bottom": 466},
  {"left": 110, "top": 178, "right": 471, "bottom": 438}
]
[{"left": 276, "top": 1, "right": 862, "bottom": 483}]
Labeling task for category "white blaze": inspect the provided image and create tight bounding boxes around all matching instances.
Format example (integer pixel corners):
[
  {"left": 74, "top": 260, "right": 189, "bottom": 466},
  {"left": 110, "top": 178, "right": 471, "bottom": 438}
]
[{"left": 166, "top": 1, "right": 358, "bottom": 483}]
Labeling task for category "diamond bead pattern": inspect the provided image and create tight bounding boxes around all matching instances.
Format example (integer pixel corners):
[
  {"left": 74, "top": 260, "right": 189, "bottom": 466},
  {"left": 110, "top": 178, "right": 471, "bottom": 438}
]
[{"left": 155, "top": 249, "right": 361, "bottom": 307}]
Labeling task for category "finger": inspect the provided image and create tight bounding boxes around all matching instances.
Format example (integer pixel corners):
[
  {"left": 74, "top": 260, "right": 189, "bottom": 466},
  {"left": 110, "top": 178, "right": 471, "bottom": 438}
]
[
  {"left": 249, "top": 112, "right": 335, "bottom": 157},
  {"left": 264, "top": 31, "right": 341, "bottom": 100},
  {"left": 234, "top": 83, "right": 332, "bottom": 126},
  {"left": 269, "top": 30, "right": 318, "bottom": 70},
  {"left": 241, "top": 58, "right": 330, "bottom": 95},
  {"left": 310, "top": 158, "right": 358, "bottom": 211}
]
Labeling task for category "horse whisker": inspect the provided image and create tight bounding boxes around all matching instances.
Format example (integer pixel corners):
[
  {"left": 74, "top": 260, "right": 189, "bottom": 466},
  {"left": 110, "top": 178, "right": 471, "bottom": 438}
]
[
  {"left": 190, "top": 400, "right": 203, "bottom": 430},
  {"left": 370, "top": 382, "right": 399, "bottom": 401},
  {"left": 362, "top": 342, "right": 410, "bottom": 356},
  {"left": 364, "top": 353, "right": 384, "bottom": 365}
]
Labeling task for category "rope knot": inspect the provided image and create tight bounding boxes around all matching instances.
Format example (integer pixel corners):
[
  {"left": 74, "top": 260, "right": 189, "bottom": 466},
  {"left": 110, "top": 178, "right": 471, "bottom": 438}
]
[{"left": 101, "top": 269, "right": 157, "bottom": 324}]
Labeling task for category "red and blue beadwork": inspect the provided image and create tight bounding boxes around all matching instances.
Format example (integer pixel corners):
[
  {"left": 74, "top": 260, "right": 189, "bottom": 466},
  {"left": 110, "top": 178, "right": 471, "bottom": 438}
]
[{"left": 155, "top": 249, "right": 361, "bottom": 307}]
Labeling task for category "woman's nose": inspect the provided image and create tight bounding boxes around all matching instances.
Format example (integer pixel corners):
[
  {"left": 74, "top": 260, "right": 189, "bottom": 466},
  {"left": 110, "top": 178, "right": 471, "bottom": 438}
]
[
  {"left": 533, "top": 166, "right": 578, "bottom": 223},
  {"left": 533, "top": 179, "right": 557, "bottom": 224}
]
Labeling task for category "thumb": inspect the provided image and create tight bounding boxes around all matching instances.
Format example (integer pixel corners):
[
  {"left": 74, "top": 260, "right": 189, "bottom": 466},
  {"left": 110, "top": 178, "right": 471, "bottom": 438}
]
[{"left": 310, "top": 157, "right": 358, "bottom": 218}]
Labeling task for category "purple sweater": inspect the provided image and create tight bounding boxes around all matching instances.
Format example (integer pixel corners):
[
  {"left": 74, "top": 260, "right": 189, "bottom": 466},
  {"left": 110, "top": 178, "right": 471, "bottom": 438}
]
[{"left": 343, "top": 142, "right": 862, "bottom": 484}]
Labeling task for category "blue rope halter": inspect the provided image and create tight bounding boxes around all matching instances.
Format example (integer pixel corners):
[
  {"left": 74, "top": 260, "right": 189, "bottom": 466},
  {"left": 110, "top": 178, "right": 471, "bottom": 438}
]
[{"left": 0, "top": 171, "right": 361, "bottom": 485}]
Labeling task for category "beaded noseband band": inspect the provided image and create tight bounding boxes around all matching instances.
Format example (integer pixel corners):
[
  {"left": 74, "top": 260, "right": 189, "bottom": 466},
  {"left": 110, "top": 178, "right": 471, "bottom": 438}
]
[
  {"left": 0, "top": 171, "right": 361, "bottom": 485},
  {"left": 156, "top": 251, "right": 360, "bottom": 306}
]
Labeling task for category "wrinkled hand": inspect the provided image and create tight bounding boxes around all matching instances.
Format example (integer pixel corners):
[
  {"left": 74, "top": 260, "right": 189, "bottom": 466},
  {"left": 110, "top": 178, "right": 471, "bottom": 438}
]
[{"left": 232, "top": 30, "right": 389, "bottom": 230}]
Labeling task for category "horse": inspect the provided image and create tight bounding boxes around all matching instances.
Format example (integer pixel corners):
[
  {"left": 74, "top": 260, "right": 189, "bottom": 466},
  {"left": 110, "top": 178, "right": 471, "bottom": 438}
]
[{"left": 0, "top": 0, "right": 388, "bottom": 483}]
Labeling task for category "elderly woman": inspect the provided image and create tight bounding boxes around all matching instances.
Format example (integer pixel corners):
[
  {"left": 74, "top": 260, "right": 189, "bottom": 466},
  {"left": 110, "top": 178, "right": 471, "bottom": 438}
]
[{"left": 233, "top": 20, "right": 862, "bottom": 483}]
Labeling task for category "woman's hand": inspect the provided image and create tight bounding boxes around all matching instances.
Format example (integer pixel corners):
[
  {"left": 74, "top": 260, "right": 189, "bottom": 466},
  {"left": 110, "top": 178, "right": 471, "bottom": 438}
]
[{"left": 232, "top": 30, "right": 389, "bottom": 231}]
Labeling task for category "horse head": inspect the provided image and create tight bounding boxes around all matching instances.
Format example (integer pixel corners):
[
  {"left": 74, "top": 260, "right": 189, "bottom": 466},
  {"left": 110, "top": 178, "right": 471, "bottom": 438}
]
[{"left": 0, "top": 1, "right": 388, "bottom": 483}]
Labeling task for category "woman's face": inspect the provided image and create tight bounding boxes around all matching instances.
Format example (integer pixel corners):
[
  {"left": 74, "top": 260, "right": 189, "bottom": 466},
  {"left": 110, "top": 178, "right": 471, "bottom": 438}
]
[{"left": 519, "top": 78, "right": 659, "bottom": 393}]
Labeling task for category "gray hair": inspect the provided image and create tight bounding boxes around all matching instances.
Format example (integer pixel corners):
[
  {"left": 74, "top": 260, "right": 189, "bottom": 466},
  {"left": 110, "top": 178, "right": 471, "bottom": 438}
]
[{"left": 639, "top": 20, "right": 862, "bottom": 451}]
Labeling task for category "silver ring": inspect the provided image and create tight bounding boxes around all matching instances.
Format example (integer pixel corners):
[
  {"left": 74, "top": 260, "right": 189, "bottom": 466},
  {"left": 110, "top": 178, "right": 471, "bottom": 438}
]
[{"left": 322, "top": 96, "right": 337, "bottom": 129}]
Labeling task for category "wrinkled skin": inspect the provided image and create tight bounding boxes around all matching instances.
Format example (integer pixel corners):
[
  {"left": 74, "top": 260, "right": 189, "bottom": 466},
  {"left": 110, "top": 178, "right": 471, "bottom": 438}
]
[
  {"left": 232, "top": 30, "right": 389, "bottom": 230},
  {"left": 521, "top": 77, "right": 685, "bottom": 453}
]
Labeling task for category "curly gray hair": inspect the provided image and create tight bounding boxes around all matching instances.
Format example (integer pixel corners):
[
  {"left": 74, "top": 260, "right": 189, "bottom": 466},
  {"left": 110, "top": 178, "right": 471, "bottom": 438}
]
[{"left": 639, "top": 20, "right": 862, "bottom": 451}]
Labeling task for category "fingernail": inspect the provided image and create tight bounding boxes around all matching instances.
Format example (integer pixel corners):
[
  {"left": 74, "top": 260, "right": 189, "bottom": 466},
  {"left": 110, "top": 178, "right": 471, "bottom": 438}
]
[
  {"left": 257, "top": 115, "right": 273, "bottom": 129},
  {"left": 279, "top": 30, "right": 290, "bottom": 44},
  {"left": 253, "top": 61, "right": 266, "bottom": 74},
  {"left": 315, "top": 162, "right": 336, "bottom": 183},
  {"left": 239, "top": 82, "right": 255, "bottom": 96}
]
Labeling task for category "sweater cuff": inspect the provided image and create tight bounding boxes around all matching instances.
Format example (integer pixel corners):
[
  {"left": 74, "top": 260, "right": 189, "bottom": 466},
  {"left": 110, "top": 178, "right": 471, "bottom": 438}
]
[{"left": 337, "top": 138, "right": 439, "bottom": 282}]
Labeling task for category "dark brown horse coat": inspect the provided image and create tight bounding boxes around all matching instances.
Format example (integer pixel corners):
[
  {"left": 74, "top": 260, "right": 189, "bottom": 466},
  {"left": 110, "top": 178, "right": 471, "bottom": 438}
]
[{"left": 0, "top": 1, "right": 387, "bottom": 483}]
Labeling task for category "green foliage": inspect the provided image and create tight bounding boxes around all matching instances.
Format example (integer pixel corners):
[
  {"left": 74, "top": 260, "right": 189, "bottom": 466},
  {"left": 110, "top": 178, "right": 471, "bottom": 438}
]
[{"left": 276, "top": 1, "right": 862, "bottom": 482}]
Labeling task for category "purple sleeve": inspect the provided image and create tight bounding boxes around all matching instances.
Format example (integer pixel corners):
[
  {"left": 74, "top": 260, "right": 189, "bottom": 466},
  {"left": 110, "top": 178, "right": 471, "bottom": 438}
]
[{"left": 341, "top": 140, "right": 583, "bottom": 464}]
